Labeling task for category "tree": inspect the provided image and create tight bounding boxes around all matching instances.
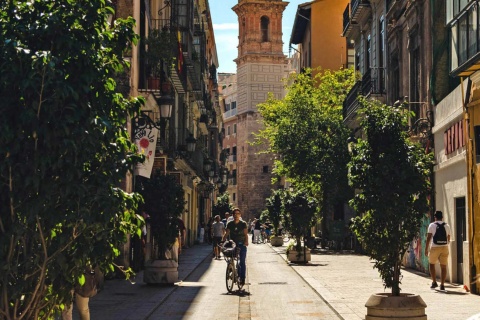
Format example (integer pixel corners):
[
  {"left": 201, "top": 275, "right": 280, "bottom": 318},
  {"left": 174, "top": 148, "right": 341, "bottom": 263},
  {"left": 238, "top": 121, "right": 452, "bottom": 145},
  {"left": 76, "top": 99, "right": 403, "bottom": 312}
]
[
  {"left": 257, "top": 68, "right": 356, "bottom": 244},
  {"left": 0, "top": 1, "right": 143, "bottom": 318},
  {"left": 282, "top": 189, "right": 319, "bottom": 253},
  {"left": 348, "top": 99, "right": 433, "bottom": 296},
  {"left": 137, "top": 174, "right": 185, "bottom": 260},
  {"left": 212, "top": 192, "right": 233, "bottom": 218},
  {"left": 263, "top": 189, "right": 284, "bottom": 235}
]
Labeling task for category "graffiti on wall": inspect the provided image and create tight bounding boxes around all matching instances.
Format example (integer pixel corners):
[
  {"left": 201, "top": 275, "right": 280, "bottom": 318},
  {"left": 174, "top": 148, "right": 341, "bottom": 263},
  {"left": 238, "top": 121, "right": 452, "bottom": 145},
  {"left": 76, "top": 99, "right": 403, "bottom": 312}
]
[{"left": 403, "top": 215, "right": 430, "bottom": 273}]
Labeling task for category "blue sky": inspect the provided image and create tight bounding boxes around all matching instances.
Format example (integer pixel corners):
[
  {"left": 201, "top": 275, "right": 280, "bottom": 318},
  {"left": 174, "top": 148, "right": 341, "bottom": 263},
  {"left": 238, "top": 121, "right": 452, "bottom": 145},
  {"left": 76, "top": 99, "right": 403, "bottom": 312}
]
[{"left": 210, "top": 0, "right": 305, "bottom": 74}]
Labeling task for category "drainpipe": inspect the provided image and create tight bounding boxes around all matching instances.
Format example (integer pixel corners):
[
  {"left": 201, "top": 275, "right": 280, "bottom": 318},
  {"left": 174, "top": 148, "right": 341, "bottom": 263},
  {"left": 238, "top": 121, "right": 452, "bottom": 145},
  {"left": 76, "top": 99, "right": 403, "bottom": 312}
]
[{"left": 461, "top": 76, "right": 476, "bottom": 294}]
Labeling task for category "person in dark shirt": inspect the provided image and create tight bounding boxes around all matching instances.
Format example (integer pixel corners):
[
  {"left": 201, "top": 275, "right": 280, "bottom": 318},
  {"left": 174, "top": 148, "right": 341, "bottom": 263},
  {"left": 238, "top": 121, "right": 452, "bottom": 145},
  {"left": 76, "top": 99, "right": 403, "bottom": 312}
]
[{"left": 223, "top": 208, "right": 249, "bottom": 285}]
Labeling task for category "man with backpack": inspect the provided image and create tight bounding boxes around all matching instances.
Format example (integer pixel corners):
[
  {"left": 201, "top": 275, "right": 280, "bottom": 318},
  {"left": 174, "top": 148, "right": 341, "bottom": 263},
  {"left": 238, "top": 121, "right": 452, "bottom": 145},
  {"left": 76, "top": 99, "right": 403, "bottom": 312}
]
[{"left": 425, "top": 210, "right": 451, "bottom": 291}]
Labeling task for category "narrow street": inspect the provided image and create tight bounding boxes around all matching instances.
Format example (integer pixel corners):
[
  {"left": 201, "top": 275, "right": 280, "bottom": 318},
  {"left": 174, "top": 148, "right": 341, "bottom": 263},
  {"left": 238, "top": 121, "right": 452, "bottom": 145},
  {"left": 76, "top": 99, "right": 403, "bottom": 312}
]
[{"left": 146, "top": 242, "right": 340, "bottom": 320}]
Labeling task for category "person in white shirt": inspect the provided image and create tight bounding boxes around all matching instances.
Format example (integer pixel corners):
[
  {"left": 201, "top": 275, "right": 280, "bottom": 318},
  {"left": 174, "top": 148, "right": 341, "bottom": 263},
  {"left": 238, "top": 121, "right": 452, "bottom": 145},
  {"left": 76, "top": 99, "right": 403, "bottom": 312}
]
[{"left": 425, "top": 210, "right": 451, "bottom": 291}]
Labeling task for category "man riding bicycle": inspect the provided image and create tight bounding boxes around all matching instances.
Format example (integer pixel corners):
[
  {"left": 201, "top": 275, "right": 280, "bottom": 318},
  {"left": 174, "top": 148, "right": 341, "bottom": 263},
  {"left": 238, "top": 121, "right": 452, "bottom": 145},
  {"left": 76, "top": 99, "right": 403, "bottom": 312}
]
[{"left": 222, "top": 208, "right": 248, "bottom": 285}]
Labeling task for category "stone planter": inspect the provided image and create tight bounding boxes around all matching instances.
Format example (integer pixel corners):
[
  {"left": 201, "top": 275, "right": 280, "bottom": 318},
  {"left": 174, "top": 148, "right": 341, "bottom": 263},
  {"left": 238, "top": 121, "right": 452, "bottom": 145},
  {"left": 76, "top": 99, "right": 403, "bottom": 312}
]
[
  {"left": 287, "top": 248, "right": 311, "bottom": 263},
  {"left": 270, "top": 236, "right": 283, "bottom": 247},
  {"left": 143, "top": 259, "right": 178, "bottom": 284},
  {"left": 365, "top": 293, "right": 427, "bottom": 320}
]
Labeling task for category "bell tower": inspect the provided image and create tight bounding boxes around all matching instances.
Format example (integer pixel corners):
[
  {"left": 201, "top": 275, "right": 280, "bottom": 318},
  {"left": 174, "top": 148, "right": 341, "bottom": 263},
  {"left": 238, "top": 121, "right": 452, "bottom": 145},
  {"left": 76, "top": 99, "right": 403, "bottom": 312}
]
[{"left": 232, "top": 0, "right": 289, "bottom": 220}]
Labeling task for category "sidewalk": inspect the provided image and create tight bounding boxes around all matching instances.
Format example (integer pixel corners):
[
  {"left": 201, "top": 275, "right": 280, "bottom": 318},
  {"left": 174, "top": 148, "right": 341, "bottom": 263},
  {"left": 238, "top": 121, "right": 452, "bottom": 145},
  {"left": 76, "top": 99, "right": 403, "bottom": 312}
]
[
  {"left": 270, "top": 244, "right": 480, "bottom": 320},
  {"left": 85, "top": 244, "right": 213, "bottom": 320}
]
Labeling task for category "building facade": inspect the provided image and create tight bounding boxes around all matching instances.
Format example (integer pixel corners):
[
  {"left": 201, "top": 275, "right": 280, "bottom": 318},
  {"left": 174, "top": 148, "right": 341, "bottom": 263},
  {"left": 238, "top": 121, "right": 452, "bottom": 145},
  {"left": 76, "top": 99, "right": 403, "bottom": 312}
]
[
  {"left": 290, "top": 0, "right": 351, "bottom": 73},
  {"left": 232, "top": 0, "right": 289, "bottom": 221},
  {"left": 343, "top": 0, "right": 437, "bottom": 274},
  {"left": 116, "top": 0, "right": 223, "bottom": 267},
  {"left": 218, "top": 73, "right": 239, "bottom": 207}
]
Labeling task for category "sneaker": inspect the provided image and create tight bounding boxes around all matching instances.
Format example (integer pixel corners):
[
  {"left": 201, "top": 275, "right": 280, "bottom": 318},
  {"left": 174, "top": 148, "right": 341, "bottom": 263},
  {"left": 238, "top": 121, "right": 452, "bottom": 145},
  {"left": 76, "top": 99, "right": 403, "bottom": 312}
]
[
  {"left": 430, "top": 282, "right": 438, "bottom": 289},
  {"left": 440, "top": 284, "right": 445, "bottom": 291}
]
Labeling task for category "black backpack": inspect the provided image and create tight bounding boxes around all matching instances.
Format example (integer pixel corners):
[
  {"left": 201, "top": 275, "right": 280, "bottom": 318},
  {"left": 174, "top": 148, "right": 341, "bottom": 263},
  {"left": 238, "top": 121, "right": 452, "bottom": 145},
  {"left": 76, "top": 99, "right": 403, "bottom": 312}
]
[{"left": 433, "top": 222, "right": 447, "bottom": 245}]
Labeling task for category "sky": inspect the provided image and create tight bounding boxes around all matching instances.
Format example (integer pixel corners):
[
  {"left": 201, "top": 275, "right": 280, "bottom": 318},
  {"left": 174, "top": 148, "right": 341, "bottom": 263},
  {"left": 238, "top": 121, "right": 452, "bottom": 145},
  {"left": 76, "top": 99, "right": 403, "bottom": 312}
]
[{"left": 210, "top": 0, "right": 305, "bottom": 74}]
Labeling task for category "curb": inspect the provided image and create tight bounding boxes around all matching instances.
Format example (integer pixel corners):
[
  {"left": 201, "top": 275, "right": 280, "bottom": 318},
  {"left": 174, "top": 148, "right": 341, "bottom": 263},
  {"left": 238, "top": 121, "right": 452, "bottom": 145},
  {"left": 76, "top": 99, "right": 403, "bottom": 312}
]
[{"left": 269, "top": 243, "right": 345, "bottom": 320}]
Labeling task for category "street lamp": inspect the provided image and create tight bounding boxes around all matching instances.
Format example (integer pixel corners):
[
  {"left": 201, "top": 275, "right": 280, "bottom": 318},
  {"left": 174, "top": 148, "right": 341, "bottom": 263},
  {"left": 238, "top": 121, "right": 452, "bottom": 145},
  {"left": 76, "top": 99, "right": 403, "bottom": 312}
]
[
  {"left": 203, "top": 158, "right": 212, "bottom": 172},
  {"left": 186, "top": 134, "right": 196, "bottom": 152},
  {"left": 216, "top": 177, "right": 223, "bottom": 189}
]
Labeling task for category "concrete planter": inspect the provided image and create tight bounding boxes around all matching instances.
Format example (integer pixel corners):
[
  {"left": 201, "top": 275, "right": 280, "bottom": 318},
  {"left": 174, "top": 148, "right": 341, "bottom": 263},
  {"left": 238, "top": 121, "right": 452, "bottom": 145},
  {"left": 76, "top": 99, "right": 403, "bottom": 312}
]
[
  {"left": 287, "top": 248, "right": 311, "bottom": 263},
  {"left": 365, "top": 293, "right": 427, "bottom": 320},
  {"left": 143, "top": 259, "right": 178, "bottom": 284},
  {"left": 270, "top": 236, "right": 283, "bottom": 247}
]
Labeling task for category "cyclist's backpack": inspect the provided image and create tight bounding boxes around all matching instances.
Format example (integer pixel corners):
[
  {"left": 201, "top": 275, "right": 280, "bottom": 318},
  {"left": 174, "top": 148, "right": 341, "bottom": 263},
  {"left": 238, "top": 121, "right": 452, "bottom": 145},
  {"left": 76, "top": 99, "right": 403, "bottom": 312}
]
[{"left": 433, "top": 222, "right": 447, "bottom": 245}]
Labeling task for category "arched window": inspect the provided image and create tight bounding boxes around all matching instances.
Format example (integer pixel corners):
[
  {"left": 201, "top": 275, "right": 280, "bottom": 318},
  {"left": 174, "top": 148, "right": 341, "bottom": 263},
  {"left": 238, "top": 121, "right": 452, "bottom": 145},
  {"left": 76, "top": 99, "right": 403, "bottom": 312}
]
[{"left": 261, "top": 16, "right": 269, "bottom": 42}]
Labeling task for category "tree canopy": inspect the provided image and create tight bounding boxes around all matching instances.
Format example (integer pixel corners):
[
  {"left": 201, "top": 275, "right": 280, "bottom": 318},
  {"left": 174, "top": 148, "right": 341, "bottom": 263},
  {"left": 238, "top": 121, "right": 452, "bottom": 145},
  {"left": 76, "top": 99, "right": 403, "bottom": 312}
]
[
  {"left": 257, "top": 68, "right": 356, "bottom": 239},
  {"left": 348, "top": 99, "right": 433, "bottom": 296},
  {"left": 0, "top": 1, "right": 143, "bottom": 318}
]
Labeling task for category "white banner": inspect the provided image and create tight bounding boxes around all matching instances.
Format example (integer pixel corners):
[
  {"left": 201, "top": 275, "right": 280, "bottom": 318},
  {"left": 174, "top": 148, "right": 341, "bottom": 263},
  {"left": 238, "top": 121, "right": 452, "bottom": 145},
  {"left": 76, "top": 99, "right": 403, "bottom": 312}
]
[{"left": 134, "top": 126, "right": 159, "bottom": 178}]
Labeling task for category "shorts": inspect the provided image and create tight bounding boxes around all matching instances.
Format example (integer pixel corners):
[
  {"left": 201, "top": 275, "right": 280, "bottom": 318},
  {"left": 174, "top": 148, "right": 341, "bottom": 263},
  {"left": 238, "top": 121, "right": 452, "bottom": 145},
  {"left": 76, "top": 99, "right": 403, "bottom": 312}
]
[
  {"left": 428, "top": 246, "right": 449, "bottom": 265},
  {"left": 213, "top": 236, "right": 223, "bottom": 247}
]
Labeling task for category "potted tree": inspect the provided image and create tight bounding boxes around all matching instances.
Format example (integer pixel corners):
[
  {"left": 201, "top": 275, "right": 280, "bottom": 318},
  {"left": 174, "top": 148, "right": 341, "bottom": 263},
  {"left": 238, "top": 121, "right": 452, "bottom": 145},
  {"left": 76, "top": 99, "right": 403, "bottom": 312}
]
[
  {"left": 263, "top": 189, "right": 284, "bottom": 247},
  {"left": 283, "top": 189, "right": 318, "bottom": 263},
  {"left": 348, "top": 100, "right": 433, "bottom": 318},
  {"left": 137, "top": 173, "right": 185, "bottom": 284},
  {"left": 144, "top": 29, "right": 177, "bottom": 90}
]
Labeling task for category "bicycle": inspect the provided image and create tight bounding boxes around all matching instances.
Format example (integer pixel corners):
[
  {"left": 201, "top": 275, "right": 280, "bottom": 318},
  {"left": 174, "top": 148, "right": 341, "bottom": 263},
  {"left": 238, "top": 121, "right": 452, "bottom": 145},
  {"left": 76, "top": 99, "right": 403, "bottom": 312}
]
[{"left": 221, "top": 240, "right": 245, "bottom": 293}]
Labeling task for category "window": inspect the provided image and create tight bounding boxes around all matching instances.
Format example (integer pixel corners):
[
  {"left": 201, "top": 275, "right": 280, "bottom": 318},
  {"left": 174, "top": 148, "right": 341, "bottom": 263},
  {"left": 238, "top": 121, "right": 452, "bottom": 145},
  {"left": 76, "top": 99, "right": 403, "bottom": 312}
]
[
  {"left": 409, "top": 31, "right": 420, "bottom": 123},
  {"left": 233, "top": 124, "right": 237, "bottom": 134},
  {"left": 231, "top": 101, "right": 236, "bottom": 110},
  {"left": 379, "top": 16, "right": 385, "bottom": 93},
  {"left": 366, "top": 34, "right": 371, "bottom": 70},
  {"left": 233, "top": 193, "right": 236, "bottom": 201},
  {"left": 262, "top": 165, "right": 269, "bottom": 173},
  {"left": 474, "top": 125, "right": 480, "bottom": 163},
  {"left": 227, "top": 126, "right": 231, "bottom": 135},
  {"left": 261, "top": 16, "right": 269, "bottom": 42}
]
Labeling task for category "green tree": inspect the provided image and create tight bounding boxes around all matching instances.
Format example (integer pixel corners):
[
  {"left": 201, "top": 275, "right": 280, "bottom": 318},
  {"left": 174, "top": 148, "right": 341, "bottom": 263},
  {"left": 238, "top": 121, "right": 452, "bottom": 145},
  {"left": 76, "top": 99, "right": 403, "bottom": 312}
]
[
  {"left": 348, "top": 99, "right": 433, "bottom": 296},
  {"left": 257, "top": 68, "right": 356, "bottom": 243},
  {"left": 282, "top": 189, "right": 319, "bottom": 253},
  {"left": 137, "top": 174, "right": 185, "bottom": 260},
  {"left": 263, "top": 189, "right": 284, "bottom": 235},
  {"left": 212, "top": 192, "right": 233, "bottom": 219},
  {"left": 0, "top": 1, "right": 143, "bottom": 318}
]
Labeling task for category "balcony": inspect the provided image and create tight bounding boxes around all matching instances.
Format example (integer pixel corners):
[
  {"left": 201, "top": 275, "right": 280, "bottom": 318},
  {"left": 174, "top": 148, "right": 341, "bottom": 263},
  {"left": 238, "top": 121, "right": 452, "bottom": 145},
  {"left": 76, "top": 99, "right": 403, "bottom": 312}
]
[
  {"left": 343, "top": 80, "right": 362, "bottom": 121},
  {"left": 361, "top": 67, "right": 386, "bottom": 96},
  {"left": 343, "top": 67, "right": 385, "bottom": 121},
  {"left": 342, "top": 0, "right": 371, "bottom": 38},
  {"left": 450, "top": 2, "right": 480, "bottom": 77}
]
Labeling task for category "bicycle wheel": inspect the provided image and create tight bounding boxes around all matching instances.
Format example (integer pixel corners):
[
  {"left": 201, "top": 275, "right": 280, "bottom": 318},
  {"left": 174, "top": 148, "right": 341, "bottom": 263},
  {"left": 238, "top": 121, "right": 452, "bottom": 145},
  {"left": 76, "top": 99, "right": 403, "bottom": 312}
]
[
  {"left": 225, "top": 261, "right": 235, "bottom": 292},
  {"left": 236, "top": 262, "right": 244, "bottom": 290}
]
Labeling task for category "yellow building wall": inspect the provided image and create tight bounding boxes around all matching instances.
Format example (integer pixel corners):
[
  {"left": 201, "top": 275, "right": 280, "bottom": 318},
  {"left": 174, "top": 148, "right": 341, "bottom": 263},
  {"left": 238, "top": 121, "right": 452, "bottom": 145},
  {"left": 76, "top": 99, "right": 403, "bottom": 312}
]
[
  {"left": 310, "top": 0, "right": 349, "bottom": 72},
  {"left": 467, "top": 89, "right": 480, "bottom": 293}
]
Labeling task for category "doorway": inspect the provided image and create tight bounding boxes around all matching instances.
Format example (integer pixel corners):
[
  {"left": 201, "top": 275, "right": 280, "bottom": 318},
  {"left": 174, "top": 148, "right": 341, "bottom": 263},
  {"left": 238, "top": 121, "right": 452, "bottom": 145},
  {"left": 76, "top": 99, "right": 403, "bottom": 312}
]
[{"left": 455, "top": 197, "right": 466, "bottom": 283}]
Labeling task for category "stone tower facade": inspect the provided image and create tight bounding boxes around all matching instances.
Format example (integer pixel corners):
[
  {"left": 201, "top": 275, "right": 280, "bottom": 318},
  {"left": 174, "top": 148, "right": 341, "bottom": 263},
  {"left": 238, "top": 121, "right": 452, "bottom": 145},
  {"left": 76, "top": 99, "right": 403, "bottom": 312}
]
[{"left": 232, "top": 0, "right": 288, "bottom": 221}]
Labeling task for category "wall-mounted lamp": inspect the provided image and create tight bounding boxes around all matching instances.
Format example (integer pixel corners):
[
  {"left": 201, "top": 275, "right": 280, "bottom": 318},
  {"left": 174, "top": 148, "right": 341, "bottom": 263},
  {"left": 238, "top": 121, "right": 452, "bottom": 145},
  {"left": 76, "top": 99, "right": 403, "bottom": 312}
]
[
  {"left": 186, "top": 134, "right": 196, "bottom": 152},
  {"left": 203, "top": 158, "right": 212, "bottom": 172}
]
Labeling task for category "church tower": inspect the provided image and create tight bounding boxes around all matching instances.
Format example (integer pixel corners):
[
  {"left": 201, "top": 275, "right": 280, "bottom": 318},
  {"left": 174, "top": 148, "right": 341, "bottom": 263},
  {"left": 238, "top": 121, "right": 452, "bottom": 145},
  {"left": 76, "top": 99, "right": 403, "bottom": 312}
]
[{"left": 232, "top": 0, "right": 288, "bottom": 220}]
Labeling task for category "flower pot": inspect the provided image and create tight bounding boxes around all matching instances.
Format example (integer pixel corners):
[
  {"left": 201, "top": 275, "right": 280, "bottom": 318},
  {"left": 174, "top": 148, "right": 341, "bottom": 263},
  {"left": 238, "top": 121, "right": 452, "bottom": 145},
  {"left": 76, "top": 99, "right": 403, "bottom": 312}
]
[
  {"left": 270, "top": 236, "right": 283, "bottom": 247},
  {"left": 287, "top": 248, "right": 311, "bottom": 263},
  {"left": 365, "top": 293, "right": 427, "bottom": 320},
  {"left": 147, "top": 77, "right": 160, "bottom": 90},
  {"left": 143, "top": 259, "right": 178, "bottom": 284}
]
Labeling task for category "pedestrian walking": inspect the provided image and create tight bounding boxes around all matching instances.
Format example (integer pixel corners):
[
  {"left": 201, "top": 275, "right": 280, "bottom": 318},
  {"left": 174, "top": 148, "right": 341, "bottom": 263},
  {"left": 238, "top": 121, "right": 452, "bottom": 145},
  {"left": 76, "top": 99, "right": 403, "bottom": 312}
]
[
  {"left": 212, "top": 215, "right": 225, "bottom": 259},
  {"left": 254, "top": 218, "right": 261, "bottom": 244},
  {"left": 222, "top": 212, "right": 231, "bottom": 227},
  {"left": 425, "top": 210, "right": 451, "bottom": 291}
]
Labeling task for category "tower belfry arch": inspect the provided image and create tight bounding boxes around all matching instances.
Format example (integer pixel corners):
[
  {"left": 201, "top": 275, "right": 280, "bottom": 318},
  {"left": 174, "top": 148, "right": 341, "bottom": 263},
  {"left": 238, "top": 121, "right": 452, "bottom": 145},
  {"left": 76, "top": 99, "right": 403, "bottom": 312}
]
[{"left": 231, "top": 0, "right": 288, "bottom": 220}]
